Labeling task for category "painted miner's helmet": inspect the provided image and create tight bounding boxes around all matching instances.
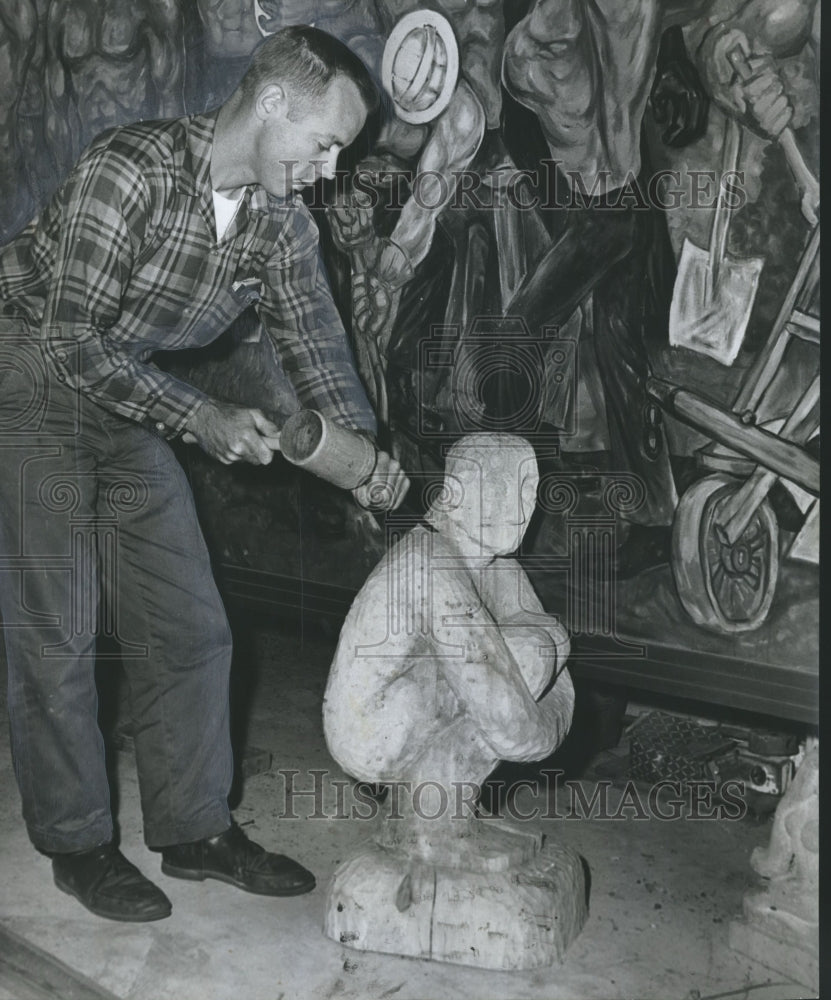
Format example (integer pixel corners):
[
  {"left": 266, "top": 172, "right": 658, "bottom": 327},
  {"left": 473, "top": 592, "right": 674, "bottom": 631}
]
[{"left": 381, "top": 10, "right": 459, "bottom": 125}]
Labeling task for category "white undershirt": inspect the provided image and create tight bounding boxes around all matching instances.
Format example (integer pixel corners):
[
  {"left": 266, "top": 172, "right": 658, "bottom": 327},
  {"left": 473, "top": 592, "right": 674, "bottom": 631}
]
[{"left": 212, "top": 188, "right": 244, "bottom": 240}]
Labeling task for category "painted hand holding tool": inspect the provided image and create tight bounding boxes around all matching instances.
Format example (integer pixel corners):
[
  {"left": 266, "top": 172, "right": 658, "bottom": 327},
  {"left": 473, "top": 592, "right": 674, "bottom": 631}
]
[{"left": 727, "top": 47, "right": 819, "bottom": 227}]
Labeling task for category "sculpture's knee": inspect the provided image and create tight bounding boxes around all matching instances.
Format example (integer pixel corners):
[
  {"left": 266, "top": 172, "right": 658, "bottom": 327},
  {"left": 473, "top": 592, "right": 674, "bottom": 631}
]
[{"left": 323, "top": 682, "right": 426, "bottom": 783}]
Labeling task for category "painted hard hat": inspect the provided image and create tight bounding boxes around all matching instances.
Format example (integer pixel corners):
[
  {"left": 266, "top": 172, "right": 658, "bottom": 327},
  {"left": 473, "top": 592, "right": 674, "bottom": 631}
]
[{"left": 381, "top": 9, "right": 459, "bottom": 125}]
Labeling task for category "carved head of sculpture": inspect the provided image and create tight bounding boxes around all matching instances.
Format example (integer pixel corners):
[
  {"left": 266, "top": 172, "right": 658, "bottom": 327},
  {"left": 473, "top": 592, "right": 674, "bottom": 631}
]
[{"left": 425, "top": 433, "right": 538, "bottom": 557}]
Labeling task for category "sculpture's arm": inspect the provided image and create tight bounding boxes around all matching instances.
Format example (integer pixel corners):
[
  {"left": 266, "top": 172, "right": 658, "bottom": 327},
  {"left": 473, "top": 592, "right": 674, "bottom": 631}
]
[
  {"left": 476, "top": 560, "right": 570, "bottom": 699},
  {"left": 434, "top": 584, "right": 574, "bottom": 764},
  {"left": 440, "top": 639, "right": 574, "bottom": 763}
]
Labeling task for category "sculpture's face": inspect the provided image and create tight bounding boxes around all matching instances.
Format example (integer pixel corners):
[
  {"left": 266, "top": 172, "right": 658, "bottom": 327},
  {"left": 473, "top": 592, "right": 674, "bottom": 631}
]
[
  {"left": 438, "top": 438, "right": 539, "bottom": 557},
  {"left": 478, "top": 460, "right": 539, "bottom": 555}
]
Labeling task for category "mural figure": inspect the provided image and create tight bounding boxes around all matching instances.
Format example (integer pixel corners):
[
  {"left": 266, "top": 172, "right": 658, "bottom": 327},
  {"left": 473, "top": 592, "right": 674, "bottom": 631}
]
[
  {"left": 43, "top": 0, "right": 187, "bottom": 176},
  {"left": 323, "top": 434, "right": 585, "bottom": 968},
  {"left": 327, "top": 0, "right": 505, "bottom": 419},
  {"left": 0, "top": 0, "right": 39, "bottom": 239},
  {"left": 477, "top": 0, "right": 802, "bottom": 577},
  {"left": 194, "top": 0, "right": 264, "bottom": 107},
  {"left": 483, "top": 0, "right": 703, "bottom": 575},
  {"left": 691, "top": 0, "right": 819, "bottom": 224}
]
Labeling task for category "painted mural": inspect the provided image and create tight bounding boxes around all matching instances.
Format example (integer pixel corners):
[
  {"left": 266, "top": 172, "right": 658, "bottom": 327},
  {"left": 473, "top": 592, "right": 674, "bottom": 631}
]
[{"left": 0, "top": 0, "right": 819, "bottom": 710}]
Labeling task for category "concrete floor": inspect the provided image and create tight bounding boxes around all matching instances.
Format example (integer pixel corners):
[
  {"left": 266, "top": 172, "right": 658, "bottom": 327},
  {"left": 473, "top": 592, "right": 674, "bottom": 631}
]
[{"left": 0, "top": 620, "right": 816, "bottom": 1000}]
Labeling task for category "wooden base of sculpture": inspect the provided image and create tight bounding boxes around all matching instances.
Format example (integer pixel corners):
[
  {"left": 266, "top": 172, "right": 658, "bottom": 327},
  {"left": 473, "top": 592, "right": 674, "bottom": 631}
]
[{"left": 324, "top": 820, "right": 587, "bottom": 970}]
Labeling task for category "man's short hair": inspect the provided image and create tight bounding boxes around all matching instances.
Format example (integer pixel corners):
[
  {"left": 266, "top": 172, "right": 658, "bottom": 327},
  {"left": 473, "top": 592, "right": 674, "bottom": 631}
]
[{"left": 240, "top": 25, "right": 379, "bottom": 118}]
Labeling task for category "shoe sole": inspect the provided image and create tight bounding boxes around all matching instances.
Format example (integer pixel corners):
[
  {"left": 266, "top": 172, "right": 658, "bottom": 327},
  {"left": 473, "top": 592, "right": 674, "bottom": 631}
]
[
  {"left": 54, "top": 876, "right": 172, "bottom": 922},
  {"left": 160, "top": 861, "right": 315, "bottom": 897}
]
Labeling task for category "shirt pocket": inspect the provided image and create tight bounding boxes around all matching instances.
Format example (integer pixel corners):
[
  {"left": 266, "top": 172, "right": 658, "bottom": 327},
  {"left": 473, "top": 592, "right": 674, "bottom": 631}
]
[{"left": 167, "top": 279, "right": 263, "bottom": 349}]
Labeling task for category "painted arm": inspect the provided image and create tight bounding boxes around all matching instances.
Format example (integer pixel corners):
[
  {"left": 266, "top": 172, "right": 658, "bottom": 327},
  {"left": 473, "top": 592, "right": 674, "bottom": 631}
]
[
  {"left": 389, "top": 79, "right": 486, "bottom": 273},
  {"left": 332, "top": 79, "right": 486, "bottom": 379},
  {"left": 694, "top": 0, "right": 815, "bottom": 112},
  {"left": 146, "top": 0, "right": 186, "bottom": 119},
  {"left": 658, "top": 0, "right": 714, "bottom": 28},
  {"left": 693, "top": 0, "right": 815, "bottom": 143},
  {"left": 720, "top": 0, "right": 814, "bottom": 56},
  {"left": 44, "top": 2, "right": 84, "bottom": 179}
]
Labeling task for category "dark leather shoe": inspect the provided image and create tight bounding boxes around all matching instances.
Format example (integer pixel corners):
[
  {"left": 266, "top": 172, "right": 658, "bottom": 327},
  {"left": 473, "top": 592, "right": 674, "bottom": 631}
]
[
  {"left": 160, "top": 823, "right": 315, "bottom": 896},
  {"left": 52, "top": 843, "right": 172, "bottom": 922}
]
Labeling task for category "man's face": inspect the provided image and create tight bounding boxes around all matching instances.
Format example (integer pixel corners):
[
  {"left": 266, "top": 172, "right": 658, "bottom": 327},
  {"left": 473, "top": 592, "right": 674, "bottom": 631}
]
[{"left": 255, "top": 76, "right": 368, "bottom": 198}]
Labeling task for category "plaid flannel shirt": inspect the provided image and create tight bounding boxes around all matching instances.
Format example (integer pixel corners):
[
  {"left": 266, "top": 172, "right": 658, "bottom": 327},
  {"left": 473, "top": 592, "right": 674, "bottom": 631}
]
[{"left": 0, "top": 112, "right": 376, "bottom": 437}]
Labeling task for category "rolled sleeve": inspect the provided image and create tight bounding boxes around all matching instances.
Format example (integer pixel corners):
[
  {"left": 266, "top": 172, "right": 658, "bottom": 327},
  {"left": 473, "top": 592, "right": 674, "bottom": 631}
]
[
  {"left": 258, "top": 203, "right": 377, "bottom": 436},
  {"left": 40, "top": 140, "right": 208, "bottom": 435},
  {"left": 43, "top": 327, "right": 208, "bottom": 435}
]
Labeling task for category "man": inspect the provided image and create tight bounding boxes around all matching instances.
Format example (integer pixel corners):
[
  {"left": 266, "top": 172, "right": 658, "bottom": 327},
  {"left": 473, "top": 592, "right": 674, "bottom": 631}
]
[{"left": 0, "top": 26, "right": 407, "bottom": 923}]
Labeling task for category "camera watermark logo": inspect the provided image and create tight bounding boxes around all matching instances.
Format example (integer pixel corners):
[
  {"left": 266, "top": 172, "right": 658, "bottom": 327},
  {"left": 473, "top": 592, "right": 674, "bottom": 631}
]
[{"left": 418, "top": 316, "right": 577, "bottom": 441}]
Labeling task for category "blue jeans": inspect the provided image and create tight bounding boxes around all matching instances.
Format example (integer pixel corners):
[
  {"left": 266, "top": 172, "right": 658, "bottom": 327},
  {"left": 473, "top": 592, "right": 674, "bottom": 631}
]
[{"left": 0, "top": 327, "right": 233, "bottom": 852}]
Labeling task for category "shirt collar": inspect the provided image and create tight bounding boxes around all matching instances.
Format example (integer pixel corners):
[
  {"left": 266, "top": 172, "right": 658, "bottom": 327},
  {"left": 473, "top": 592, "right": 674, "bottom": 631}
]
[
  {"left": 178, "top": 110, "right": 271, "bottom": 216},
  {"left": 177, "top": 111, "right": 216, "bottom": 199}
]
